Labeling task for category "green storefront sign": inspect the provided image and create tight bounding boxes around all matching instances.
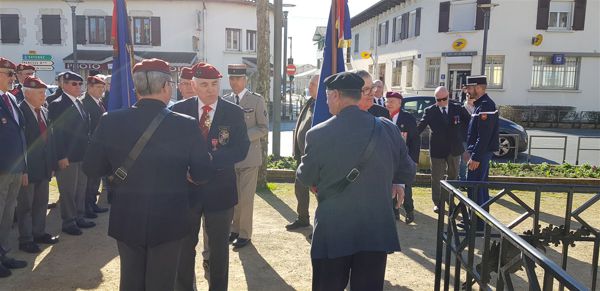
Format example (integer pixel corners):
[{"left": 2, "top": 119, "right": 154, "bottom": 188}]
[{"left": 22, "top": 54, "right": 52, "bottom": 61}]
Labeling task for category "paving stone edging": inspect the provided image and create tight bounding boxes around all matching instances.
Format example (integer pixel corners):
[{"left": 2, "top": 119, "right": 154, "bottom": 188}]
[{"left": 267, "top": 169, "right": 600, "bottom": 186}]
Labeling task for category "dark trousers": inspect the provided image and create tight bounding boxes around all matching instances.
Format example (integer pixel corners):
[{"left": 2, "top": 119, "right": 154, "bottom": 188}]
[
  {"left": 117, "top": 238, "right": 183, "bottom": 291},
  {"left": 16, "top": 179, "right": 50, "bottom": 243},
  {"left": 393, "top": 184, "right": 414, "bottom": 215},
  {"left": 467, "top": 151, "right": 492, "bottom": 207},
  {"left": 294, "top": 177, "right": 310, "bottom": 222},
  {"left": 85, "top": 176, "right": 102, "bottom": 209},
  {"left": 312, "top": 251, "right": 387, "bottom": 291},
  {"left": 176, "top": 207, "right": 234, "bottom": 291}
]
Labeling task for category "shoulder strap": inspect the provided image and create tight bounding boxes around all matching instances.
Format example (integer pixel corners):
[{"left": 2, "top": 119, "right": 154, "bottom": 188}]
[{"left": 112, "top": 108, "right": 169, "bottom": 182}]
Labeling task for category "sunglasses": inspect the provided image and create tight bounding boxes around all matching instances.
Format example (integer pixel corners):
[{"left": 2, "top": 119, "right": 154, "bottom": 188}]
[
  {"left": 69, "top": 82, "right": 83, "bottom": 86},
  {"left": 436, "top": 97, "right": 448, "bottom": 102},
  {"left": 361, "top": 87, "right": 377, "bottom": 94},
  {"left": 0, "top": 71, "right": 15, "bottom": 77}
]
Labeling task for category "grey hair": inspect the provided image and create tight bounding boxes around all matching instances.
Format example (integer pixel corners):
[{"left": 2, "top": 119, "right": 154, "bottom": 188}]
[
  {"left": 133, "top": 71, "right": 171, "bottom": 96},
  {"left": 353, "top": 70, "right": 372, "bottom": 79}
]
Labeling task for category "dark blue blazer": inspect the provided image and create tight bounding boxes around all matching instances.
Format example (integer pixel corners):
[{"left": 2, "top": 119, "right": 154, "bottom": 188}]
[
  {"left": 82, "top": 99, "right": 213, "bottom": 247},
  {"left": 171, "top": 97, "right": 250, "bottom": 212},
  {"left": 466, "top": 94, "right": 499, "bottom": 161},
  {"left": 48, "top": 93, "right": 90, "bottom": 165},
  {"left": 81, "top": 93, "right": 104, "bottom": 132},
  {"left": 368, "top": 104, "right": 390, "bottom": 119},
  {"left": 393, "top": 111, "right": 420, "bottom": 163},
  {"left": 18, "top": 102, "right": 53, "bottom": 183},
  {"left": 417, "top": 102, "right": 471, "bottom": 159},
  {"left": 0, "top": 92, "right": 26, "bottom": 174}
]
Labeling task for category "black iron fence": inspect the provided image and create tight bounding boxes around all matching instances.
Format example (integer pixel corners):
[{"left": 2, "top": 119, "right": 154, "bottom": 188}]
[{"left": 435, "top": 181, "right": 600, "bottom": 290}]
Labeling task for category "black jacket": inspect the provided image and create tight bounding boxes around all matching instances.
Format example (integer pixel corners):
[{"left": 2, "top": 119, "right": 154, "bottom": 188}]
[
  {"left": 417, "top": 102, "right": 471, "bottom": 159},
  {"left": 48, "top": 93, "right": 90, "bottom": 165},
  {"left": 82, "top": 99, "right": 213, "bottom": 247},
  {"left": 171, "top": 97, "right": 250, "bottom": 212},
  {"left": 45, "top": 87, "right": 63, "bottom": 104},
  {"left": 368, "top": 104, "right": 390, "bottom": 119},
  {"left": 18, "top": 102, "right": 53, "bottom": 183},
  {"left": 81, "top": 93, "right": 104, "bottom": 132},
  {"left": 392, "top": 111, "right": 420, "bottom": 163}
]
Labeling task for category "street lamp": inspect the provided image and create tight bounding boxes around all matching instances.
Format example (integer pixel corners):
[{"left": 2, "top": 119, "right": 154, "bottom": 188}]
[
  {"left": 478, "top": 2, "right": 499, "bottom": 75},
  {"left": 281, "top": 3, "right": 295, "bottom": 120},
  {"left": 65, "top": 0, "right": 83, "bottom": 73},
  {"left": 288, "top": 36, "right": 293, "bottom": 118}
]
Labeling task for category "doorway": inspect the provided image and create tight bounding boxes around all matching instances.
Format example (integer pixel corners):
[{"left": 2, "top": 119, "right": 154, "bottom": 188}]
[{"left": 448, "top": 64, "right": 471, "bottom": 102}]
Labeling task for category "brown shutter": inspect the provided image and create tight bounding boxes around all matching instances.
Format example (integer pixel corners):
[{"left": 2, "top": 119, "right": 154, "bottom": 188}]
[
  {"left": 415, "top": 8, "right": 421, "bottom": 37},
  {"left": 572, "top": 0, "right": 587, "bottom": 30},
  {"left": 105, "top": 16, "right": 112, "bottom": 44},
  {"left": 151, "top": 17, "right": 161, "bottom": 46},
  {"left": 0, "top": 14, "right": 20, "bottom": 43},
  {"left": 475, "top": 0, "right": 491, "bottom": 30},
  {"left": 76, "top": 15, "right": 86, "bottom": 44},
  {"left": 392, "top": 17, "right": 397, "bottom": 42},
  {"left": 439, "top": 1, "right": 450, "bottom": 32},
  {"left": 42, "top": 15, "right": 62, "bottom": 44},
  {"left": 536, "top": 0, "right": 550, "bottom": 30}
]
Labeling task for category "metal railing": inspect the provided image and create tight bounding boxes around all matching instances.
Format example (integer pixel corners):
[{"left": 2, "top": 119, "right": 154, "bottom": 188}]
[
  {"left": 576, "top": 137, "right": 600, "bottom": 165},
  {"left": 527, "top": 135, "right": 568, "bottom": 163},
  {"left": 434, "top": 181, "right": 600, "bottom": 291}
]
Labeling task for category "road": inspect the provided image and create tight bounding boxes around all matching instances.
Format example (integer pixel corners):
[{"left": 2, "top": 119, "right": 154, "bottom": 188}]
[{"left": 269, "top": 122, "right": 600, "bottom": 165}]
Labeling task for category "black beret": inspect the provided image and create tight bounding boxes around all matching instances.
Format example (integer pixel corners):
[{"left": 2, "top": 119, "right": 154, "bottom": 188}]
[
  {"left": 466, "top": 75, "right": 487, "bottom": 86},
  {"left": 63, "top": 71, "right": 83, "bottom": 82},
  {"left": 323, "top": 72, "right": 364, "bottom": 90}
]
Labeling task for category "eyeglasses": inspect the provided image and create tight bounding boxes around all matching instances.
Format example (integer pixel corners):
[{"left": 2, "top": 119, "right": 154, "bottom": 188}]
[
  {"left": 436, "top": 97, "right": 448, "bottom": 102},
  {"left": 165, "top": 80, "right": 176, "bottom": 87},
  {"left": 0, "top": 71, "right": 15, "bottom": 77},
  {"left": 361, "top": 87, "right": 377, "bottom": 94},
  {"left": 69, "top": 82, "right": 83, "bottom": 86}
]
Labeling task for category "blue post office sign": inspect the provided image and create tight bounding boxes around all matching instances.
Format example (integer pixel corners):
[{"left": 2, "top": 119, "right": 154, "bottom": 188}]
[{"left": 552, "top": 54, "right": 565, "bottom": 65}]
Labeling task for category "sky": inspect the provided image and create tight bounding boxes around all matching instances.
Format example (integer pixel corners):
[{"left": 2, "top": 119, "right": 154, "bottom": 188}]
[{"left": 284, "top": 0, "right": 380, "bottom": 66}]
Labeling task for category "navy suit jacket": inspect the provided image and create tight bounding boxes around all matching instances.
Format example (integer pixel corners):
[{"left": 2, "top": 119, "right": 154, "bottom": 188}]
[
  {"left": 82, "top": 99, "right": 213, "bottom": 247},
  {"left": 0, "top": 92, "right": 26, "bottom": 174},
  {"left": 18, "top": 102, "right": 53, "bottom": 183},
  {"left": 48, "top": 93, "right": 90, "bottom": 165},
  {"left": 81, "top": 93, "right": 104, "bottom": 132},
  {"left": 417, "top": 102, "right": 471, "bottom": 159},
  {"left": 393, "top": 111, "right": 420, "bottom": 163},
  {"left": 368, "top": 104, "right": 390, "bottom": 119},
  {"left": 171, "top": 97, "right": 250, "bottom": 212}
]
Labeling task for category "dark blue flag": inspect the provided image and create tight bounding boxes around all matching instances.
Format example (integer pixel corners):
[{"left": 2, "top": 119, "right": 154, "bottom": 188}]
[{"left": 108, "top": 0, "right": 136, "bottom": 111}]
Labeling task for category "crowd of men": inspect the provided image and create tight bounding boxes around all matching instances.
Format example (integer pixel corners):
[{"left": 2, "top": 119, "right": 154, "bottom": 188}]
[{"left": 1, "top": 52, "right": 498, "bottom": 290}]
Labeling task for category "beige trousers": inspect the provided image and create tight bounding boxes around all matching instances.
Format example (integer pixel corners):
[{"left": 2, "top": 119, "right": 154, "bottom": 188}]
[{"left": 230, "top": 167, "right": 259, "bottom": 239}]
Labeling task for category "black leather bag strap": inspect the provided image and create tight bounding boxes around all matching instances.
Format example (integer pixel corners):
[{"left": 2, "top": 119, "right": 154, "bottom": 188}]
[{"left": 111, "top": 108, "right": 169, "bottom": 184}]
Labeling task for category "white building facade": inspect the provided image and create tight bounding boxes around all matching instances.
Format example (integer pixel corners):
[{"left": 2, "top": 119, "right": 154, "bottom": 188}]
[
  {"left": 0, "top": 0, "right": 274, "bottom": 98},
  {"left": 350, "top": 0, "right": 600, "bottom": 111}
]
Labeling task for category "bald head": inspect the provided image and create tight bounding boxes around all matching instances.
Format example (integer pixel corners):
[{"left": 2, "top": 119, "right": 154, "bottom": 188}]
[
  {"left": 434, "top": 86, "right": 449, "bottom": 99},
  {"left": 308, "top": 74, "right": 320, "bottom": 99}
]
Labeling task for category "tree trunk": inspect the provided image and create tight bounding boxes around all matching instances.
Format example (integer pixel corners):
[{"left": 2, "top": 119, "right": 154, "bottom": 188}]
[{"left": 256, "top": 0, "right": 271, "bottom": 189}]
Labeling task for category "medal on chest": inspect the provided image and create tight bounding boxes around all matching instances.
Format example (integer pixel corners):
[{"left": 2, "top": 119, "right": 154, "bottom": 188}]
[{"left": 218, "top": 126, "right": 230, "bottom": 146}]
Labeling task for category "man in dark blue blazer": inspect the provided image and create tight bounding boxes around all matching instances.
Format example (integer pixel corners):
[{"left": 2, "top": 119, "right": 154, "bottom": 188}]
[
  {"left": 171, "top": 63, "right": 250, "bottom": 291},
  {"left": 417, "top": 86, "right": 471, "bottom": 213},
  {"left": 16, "top": 77, "right": 59, "bottom": 254},
  {"left": 48, "top": 71, "right": 95, "bottom": 235},
  {"left": 0, "top": 57, "right": 28, "bottom": 277},
  {"left": 385, "top": 91, "right": 420, "bottom": 224}
]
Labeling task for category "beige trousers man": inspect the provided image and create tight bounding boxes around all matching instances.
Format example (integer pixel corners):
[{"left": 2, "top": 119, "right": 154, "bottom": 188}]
[{"left": 231, "top": 167, "right": 259, "bottom": 239}]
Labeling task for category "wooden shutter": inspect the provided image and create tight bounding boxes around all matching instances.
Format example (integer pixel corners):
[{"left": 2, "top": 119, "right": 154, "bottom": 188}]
[
  {"left": 402, "top": 12, "right": 409, "bottom": 39},
  {"left": 439, "top": 2, "right": 450, "bottom": 32},
  {"left": 76, "top": 15, "right": 86, "bottom": 44},
  {"left": 151, "top": 17, "right": 161, "bottom": 46},
  {"left": 392, "top": 17, "right": 397, "bottom": 42},
  {"left": 536, "top": 0, "right": 550, "bottom": 30},
  {"left": 415, "top": 8, "right": 422, "bottom": 37},
  {"left": 475, "top": 0, "right": 491, "bottom": 30},
  {"left": 42, "top": 15, "right": 61, "bottom": 44},
  {"left": 0, "top": 14, "right": 20, "bottom": 43},
  {"left": 572, "top": 0, "right": 587, "bottom": 30},
  {"left": 105, "top": 16, "right": 112, "bottom": 45}
]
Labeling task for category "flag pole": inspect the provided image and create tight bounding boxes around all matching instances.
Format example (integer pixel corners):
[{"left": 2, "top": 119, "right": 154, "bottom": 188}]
[{"left": 330, "top": 0, "right": 337, "bottom": 76}]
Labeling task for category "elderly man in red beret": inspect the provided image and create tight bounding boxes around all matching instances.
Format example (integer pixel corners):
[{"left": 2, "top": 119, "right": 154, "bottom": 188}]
[
  {"left": 10, "top": 63, "right": 36, "bottom": 103},
  {"left": 0, "top": 57, "right": 28, "bottom": 278},
  {"left": 171, "top": 62, "right": 249, "bottom": 291},
  {"left": 83, "top": 58, "right": 213, "bottom": 291},
  {"left": 16, "top": 77, "right": 59, "bottom": 254},
  {"left": 177, "top": 67, "right": 196, "bottom": 100}
]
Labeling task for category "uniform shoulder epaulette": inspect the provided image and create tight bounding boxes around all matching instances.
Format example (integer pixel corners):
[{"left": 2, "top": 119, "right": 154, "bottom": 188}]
[{"left": 250, "top": 91, "right": 262, "bottom": 98}]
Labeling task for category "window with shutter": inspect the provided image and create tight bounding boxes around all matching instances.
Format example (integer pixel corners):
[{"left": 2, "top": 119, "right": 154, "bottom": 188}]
[
  {"left": 475, "top": 0, "right": 491, "bottom": 30},
  {"left": 354, "top": 33, "right": 359, "bottom": 53},
  {"left": 88, "top": 16, "right": 108, "bottom": 44},
  {"left": 548, "top": 1, "right": 573, "bottom": 30},
  {"left": 384, "top": 20, "right": 389, "bottom": 44},
  {"left": 133, "top": 17, "right": 151, "bottom": 45},
  {"left": 247, "top": 30, "right": 256, "bottom": 52},
  {"left": 151, "top": 17, "right": 160, "bottom": 46},
  {"left": 402, "top": 13, "right": 409, "bottom": 39},
  {"left": 536, "top": 0, "right": 551, "bottom": 30},
  {"left": 105, "top": 16, "right": 112, "bottom": 45},
  {"left": 76, "top": 15, "right": 86, "bottom": 44},
  {"left": 415, "top": 8, "right": 421, "bottom": 37},
  {"left": 450, "top": 1, "right": 477, "bottom": 31},
  {"left": 572, "top": 0, "right": 586, "bottom": 30},
  {"left": 439, "top": 2, "right": 451, "bottom": 32},
  {"left": 42, "top": 15, "right": 62, "bottom": 44},
  {"left": 408, "top": 11, "right": 417, "bottom": 38},
  {"left": 0, "top": 14, "right": 20, "bottom": 44},
  {"left": 226, "top": 28, "right": 241, "bottom": 50}
]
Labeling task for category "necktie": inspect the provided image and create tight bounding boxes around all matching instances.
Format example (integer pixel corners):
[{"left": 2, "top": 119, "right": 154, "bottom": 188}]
[
  {"left": 98, "top": 101, "right": 106, "bottom": 113},
  {"left": 35, "top": 108, "right": 47, "bottom": 142},
  {"left": 235, "top": 95, "right": 240, "bottom": 105},
  {"left": 442, "top": 107, "right": 448, "bottom": 123},
  {"left": 198, "top": 105, "right": 212, "bottom": 138},
  {"left": 2, "top": 94, "right": 14, "bottom": 117}
]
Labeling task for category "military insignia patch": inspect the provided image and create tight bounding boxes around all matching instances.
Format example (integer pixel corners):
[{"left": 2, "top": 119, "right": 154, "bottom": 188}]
[
  {"left": 481, "top": 114, "right": 488, "bottom": 121},
  {"left": 218, "top": 126, "right": 230, "bottom": 145},
  {"left": 1, "top": 117, "right": 7, "bottom": 124}
]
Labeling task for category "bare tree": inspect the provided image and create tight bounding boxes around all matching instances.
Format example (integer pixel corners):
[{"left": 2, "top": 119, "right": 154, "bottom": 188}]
[{"left": 256, "top": 0, "right": 271, "bottom": 189}]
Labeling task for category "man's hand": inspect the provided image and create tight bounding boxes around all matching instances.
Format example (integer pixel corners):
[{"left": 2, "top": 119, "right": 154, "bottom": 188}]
[
  {"left": 310, "top": 186, "right": 318, "bottom": 195},
  {"left": 392, "top": 184, "right": 405, "bottom": 209},
  {"left": 462, "top": 151, "right": 471, "bottom": 162},
  {"left": 58, "top": 158, "right": 70, "bottom": 170},
  {"left": 467, "top": 159, "right": 480, "bottom": 171},
  {"left": 21, "top": 174, "right": 28, "bottom": 187}
]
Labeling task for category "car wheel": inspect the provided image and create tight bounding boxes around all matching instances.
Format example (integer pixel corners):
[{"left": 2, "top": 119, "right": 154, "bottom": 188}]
[{"left": 494, "top": 136, "right": 514, "bottom": 159}]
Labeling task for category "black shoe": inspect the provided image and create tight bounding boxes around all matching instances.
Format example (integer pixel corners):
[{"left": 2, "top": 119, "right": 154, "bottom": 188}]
[
  {"left": 92, "top": 204, "right": 109, "bottom": 213},
  {"left": 307, "top": 233, "right": 313, "bottom": 240},
  {"left": 433, "top": 206, "right": 439, "bottom": 214},
  {"left": 0, "top": 264, "right": 10, "bottom": 278},
  {"left": 394, "top": 213, "right": 400, "bottom": 221},
  {"left": 228, "top": 232, "right": 239, "bottom": 244},
  {"left": 76, "top": 219, "right": 96, "bottom": 229},
  {"left": 232, "top": 238, "right": 251, "bottom": 249},
  {"left": 19, "top": 242, "right": 41, "bottom": 254},
  {"left": 1, "top": 257, "right": 27, "bottom": 269},
  {"left": 34, "top": 234, "right": 59, "bottom": 245},
  {"left": 285, "top": 220, "right": 310, "bottom": 230},
  {"left": 84, "top": 211, "right": 98, "bottom": 219},
  {"left": 405, "top": 211, "right": 415, "bottom": 224},
  {"left": 62, "top": 225, "right": 82, "bottom": 236},
  {"left": 47, "top": 202, "right": 57, "bottom": 209}
]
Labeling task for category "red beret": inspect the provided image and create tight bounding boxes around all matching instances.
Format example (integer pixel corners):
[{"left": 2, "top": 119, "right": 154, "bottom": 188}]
[
  {"left": 16, "top": 63, "right": 36, "bottom": 72},
  {"left": 179, "top": 67, "right": 194, "bottom": 80},
  {"left": 192, "top": 63, "right": 222, "bottom": 79},
  {"left": 386, "top": 91, "right": 403, "bottom": 99},
  {"left": 0, "top": 58, "right": 16, "bottom": 70},
  {"left": 22, "top": 76, "right": 48, "bottom": 89},
  {"left": 87, "top": 75, "right": 106, "bottom": 85},
  {"left": 133, "top": 58, "right": 171, "bottom": 75}
]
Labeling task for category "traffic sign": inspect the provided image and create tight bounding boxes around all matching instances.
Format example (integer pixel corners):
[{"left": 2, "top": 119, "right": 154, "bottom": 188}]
[
  {"left": 286, "top": 64, "right": 296, "bottom": 76},
  {"left": 34, "top": 65, "right": 54, "bottom": 71},
  {"left": 22, "top": 60, "right": 54, "bottom": 66},
  {"left": 22, "top": 54, "right": 52, "bottom": 61}
]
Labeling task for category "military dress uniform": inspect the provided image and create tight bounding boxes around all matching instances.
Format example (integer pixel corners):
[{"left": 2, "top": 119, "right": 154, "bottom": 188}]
[
  {"left": 465, "top": 76, "right": 499, "bottom": 207},
  {"left": 10, "top": 64, "right": 36, "bottom": 103},
  {"left": 222, "top": 64, "right": 268, "bottom": 248}
]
